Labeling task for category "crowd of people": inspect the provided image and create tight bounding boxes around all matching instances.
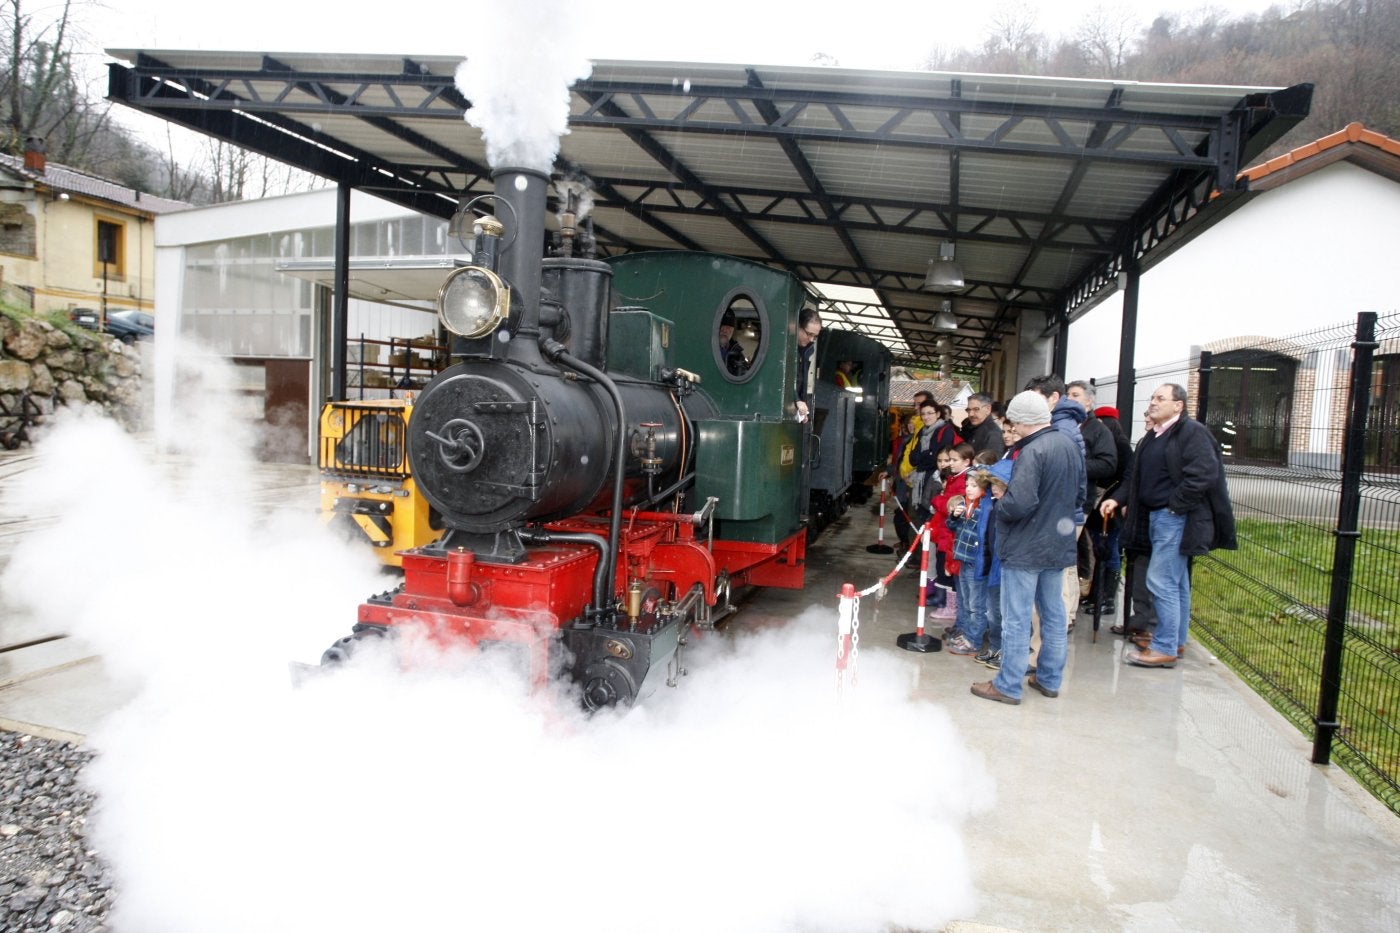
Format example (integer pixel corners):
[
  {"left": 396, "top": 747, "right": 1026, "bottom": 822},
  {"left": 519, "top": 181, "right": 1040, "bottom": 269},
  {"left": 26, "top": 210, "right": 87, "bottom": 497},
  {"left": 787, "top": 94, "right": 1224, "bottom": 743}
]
[{"left": 886, "top": 376, "right": 1236, "bottom": 705}]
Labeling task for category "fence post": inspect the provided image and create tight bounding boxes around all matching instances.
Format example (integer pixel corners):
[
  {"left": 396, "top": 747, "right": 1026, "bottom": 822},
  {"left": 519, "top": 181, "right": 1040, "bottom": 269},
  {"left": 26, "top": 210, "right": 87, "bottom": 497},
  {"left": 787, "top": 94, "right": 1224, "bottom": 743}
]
[{"left": 1312, "top": 312, "right": 1378, "bottom": 765}]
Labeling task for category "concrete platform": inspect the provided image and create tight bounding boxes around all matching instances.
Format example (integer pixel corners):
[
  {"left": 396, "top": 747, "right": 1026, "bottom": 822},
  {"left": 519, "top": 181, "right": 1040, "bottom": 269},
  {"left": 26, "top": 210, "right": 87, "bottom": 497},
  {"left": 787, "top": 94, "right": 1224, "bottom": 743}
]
[{"left": 2, "top": 446, "right": 1398, "bottom": 930}]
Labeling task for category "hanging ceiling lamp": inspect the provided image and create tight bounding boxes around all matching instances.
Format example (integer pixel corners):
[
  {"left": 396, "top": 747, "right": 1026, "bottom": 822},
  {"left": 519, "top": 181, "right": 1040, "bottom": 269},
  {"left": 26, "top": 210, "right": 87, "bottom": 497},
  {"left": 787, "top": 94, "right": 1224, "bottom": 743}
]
[
  {"left": 933, "top": 299, "right": 958, "bottom": 332},
  {"left": 922, "top": 241, "right": 965, "bottom": 293}
]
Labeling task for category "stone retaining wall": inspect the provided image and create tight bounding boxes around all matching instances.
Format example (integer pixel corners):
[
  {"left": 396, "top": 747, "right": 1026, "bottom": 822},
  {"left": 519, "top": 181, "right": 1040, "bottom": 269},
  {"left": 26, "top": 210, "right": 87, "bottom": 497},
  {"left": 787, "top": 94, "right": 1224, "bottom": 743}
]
[{"left": 0, "top": 313, "right": 145, "bottom": 434}]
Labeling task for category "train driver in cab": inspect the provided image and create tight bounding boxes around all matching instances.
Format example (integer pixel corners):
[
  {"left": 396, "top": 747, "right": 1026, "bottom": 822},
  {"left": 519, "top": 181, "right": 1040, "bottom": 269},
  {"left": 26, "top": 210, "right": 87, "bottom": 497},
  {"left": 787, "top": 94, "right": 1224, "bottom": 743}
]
[
  {"left": 795, "top": 308, "right": 822, "bottom": 422},
  {"left": 717, "top": 310, "right": 748, "bottom": 376}
]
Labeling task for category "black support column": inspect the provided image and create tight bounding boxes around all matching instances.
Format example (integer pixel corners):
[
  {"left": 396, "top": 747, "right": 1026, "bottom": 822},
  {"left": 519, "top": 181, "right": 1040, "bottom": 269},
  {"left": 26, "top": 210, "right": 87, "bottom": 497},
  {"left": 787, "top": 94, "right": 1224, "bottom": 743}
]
[
  {"left": 331, "top": 182, "right": 351, "bottom": 402},
  {"left": 1115, "top": 264, "right": 1141, "bottom": 424},
  {"left": 1051, "top": 308, "right": 1069, "bottom": 378}
]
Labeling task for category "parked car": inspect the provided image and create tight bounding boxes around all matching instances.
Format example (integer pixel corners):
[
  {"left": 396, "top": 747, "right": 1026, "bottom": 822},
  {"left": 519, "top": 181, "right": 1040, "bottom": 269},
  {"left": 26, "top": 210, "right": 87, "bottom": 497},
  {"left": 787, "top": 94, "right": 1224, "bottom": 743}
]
[
  {"left": 69, "top": 307, "right": 100, "bottom": 331},
  {"left": 104, "top": 310, "right": 154, "bottom": 343}
]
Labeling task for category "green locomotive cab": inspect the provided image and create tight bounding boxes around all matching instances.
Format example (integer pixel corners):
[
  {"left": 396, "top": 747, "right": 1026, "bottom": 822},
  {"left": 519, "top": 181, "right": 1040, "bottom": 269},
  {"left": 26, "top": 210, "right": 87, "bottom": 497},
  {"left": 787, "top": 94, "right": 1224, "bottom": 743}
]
[{"left": 607, "top": 252, "right": 816, "bottom": 546}]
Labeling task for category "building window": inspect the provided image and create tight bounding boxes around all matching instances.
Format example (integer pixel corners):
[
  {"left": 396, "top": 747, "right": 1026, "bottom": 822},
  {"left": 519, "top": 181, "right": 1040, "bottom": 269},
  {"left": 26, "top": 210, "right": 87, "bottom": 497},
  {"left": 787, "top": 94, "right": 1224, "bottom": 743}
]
[
  {"left": 1204, "top": 350, "right": 1295, "bottom": 465},
  {"left": 94, "top": 219, "right": 125, "bottom": 279},
  {"left": 1366, "top": 355, "right": 1400, "bottom": 472}
]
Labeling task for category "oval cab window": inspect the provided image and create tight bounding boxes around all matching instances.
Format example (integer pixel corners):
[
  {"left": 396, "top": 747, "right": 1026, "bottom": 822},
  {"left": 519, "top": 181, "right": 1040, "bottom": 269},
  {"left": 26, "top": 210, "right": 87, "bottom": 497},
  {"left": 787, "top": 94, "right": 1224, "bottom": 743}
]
[{"left": 714, "top": 291, "right": 764, "bottom": 383}]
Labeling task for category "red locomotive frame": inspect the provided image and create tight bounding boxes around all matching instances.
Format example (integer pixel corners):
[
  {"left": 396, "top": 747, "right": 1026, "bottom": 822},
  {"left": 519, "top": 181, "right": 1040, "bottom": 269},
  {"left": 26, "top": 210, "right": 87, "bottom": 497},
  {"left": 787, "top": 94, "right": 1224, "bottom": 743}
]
[{"left": 356, "top": 511, "right": 807, "bottom": 689}]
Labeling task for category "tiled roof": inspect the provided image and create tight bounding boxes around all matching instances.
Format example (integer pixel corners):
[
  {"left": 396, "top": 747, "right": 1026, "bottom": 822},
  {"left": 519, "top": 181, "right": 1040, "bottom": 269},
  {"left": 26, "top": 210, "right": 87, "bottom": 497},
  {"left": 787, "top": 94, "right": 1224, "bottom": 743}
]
[
  {"left": 0, "top": 153, "right": 191, "bottom": 215},
  {"left": 1240, "top": 122, "right": 1400, "bottom": 187}
]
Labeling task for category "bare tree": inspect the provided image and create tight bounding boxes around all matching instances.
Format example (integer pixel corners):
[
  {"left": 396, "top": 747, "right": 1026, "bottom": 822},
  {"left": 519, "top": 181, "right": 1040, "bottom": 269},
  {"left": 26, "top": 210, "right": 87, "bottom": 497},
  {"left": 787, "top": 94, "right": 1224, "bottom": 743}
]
[
  {"left": 981, "top": 1, "right": 1047, "bottom": 73},
  {"left": 2, "top": 0, "right": 75, "bottom": 153},
  {"left": 1076, "top": 5, "right": 1142, "bottom": 78},
  {"left": 207, "top": 138, "right": 253, "bottom": 202},
  {"left": 161, "top": 126, "right": 204, "bottom": 202}
]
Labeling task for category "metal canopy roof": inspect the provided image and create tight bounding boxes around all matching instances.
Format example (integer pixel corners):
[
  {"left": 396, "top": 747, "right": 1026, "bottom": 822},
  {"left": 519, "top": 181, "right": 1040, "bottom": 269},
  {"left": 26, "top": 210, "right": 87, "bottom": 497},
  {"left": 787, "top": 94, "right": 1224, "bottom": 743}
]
[{"left": 106, "top": 50, "right": 1312, "bottom": 370}]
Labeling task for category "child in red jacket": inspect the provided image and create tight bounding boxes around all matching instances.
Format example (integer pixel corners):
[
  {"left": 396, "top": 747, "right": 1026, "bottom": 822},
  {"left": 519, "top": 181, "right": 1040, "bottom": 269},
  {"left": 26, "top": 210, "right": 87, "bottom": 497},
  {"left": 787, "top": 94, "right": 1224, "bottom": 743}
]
[{"left": 929, "top": 442, "right": 974, "bottom": 621}]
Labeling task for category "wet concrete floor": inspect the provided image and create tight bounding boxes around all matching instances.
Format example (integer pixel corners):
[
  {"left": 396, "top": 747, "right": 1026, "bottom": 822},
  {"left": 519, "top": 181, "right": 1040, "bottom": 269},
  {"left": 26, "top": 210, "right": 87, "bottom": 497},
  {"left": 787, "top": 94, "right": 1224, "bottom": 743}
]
[{"left": 2, "top": 447, "right": 1398, "bottom": 931}]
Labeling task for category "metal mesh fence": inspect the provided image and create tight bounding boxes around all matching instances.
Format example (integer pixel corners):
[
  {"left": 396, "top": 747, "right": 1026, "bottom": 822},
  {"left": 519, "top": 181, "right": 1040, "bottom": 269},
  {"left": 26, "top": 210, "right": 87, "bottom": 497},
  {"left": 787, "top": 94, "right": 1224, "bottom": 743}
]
[{"left": 1120, "top": 312, "right": 1400, "bottom": 815}]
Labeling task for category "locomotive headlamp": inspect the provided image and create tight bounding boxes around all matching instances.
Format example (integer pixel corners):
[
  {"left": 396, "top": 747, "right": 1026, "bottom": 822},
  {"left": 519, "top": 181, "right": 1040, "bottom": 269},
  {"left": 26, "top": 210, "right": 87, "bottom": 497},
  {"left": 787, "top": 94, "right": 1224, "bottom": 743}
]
[{"left": 437, "top": 265, "right": 510, "bottom": 338}]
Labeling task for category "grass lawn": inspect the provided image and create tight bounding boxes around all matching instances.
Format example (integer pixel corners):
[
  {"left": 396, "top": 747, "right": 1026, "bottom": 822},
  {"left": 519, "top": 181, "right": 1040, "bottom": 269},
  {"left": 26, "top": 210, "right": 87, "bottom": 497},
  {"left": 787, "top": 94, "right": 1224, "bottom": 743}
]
[{"left": 1192, "top": 517, "right": 1400, "bottom": 815}]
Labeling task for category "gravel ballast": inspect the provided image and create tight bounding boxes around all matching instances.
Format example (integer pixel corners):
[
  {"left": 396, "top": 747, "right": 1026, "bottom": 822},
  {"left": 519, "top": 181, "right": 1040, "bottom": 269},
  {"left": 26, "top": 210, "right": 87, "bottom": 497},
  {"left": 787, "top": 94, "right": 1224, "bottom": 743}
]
[{"left": 0, "top": 730, "right": 113, "bottom": 932}]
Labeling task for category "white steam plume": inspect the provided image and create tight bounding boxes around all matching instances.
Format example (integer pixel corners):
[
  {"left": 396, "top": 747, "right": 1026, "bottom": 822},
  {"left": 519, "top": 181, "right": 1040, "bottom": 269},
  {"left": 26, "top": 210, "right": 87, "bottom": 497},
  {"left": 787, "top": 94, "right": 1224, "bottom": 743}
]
[
  {"left": 454, "top": 2, "right": 594, "bottom": 172},
  {"left": 1, "top": 354, "right": 990, "bottom": 932}
]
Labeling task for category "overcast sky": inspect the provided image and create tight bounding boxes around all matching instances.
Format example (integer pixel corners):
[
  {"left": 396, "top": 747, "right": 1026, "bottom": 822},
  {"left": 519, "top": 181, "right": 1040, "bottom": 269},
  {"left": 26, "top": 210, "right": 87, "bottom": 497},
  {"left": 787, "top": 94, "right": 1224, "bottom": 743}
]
[{"left": 93, "top": 0, "right": 1287, "bottom": 72}]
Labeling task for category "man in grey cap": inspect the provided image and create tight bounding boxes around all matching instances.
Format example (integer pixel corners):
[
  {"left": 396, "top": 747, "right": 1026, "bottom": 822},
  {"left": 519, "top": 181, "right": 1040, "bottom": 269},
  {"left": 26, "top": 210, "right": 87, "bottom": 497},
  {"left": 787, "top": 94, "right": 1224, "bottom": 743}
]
[{"left": 972, "top": 389, "right": 1084, "bottom": 705}]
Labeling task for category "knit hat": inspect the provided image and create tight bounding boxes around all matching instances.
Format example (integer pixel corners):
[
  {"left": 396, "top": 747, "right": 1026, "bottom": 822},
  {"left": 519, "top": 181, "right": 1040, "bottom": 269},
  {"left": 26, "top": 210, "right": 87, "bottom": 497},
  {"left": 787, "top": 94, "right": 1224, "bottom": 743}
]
[
  {"left": 1095, "top": 405, "right": 1119, "bottom": 420},
  {"left": 1005, "top": 390, "right": 1050, "bottom": 426},
  {"left": 720, "top": 310, "right": 737, "bottom": 328}
]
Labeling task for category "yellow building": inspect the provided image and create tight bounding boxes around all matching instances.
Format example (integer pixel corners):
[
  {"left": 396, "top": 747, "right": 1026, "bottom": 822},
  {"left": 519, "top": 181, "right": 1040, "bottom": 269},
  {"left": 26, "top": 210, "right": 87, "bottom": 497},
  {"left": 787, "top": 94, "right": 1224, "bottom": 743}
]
[{"left": 0, "top": 139, "right": 188, "bottom": 319}]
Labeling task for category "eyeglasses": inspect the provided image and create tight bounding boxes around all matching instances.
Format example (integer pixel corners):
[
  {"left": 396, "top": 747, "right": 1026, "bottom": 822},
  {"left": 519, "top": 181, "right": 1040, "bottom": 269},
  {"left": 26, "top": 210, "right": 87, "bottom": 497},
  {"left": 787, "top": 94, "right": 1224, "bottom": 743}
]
[{"left": 801, "top": 327, "right": 820, "bottom": 337}]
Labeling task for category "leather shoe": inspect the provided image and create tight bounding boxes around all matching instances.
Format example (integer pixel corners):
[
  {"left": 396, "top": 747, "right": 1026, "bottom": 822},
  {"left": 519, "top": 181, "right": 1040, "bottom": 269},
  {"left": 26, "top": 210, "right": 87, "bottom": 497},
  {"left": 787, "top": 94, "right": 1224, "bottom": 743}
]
[
  {"left": 971, "top": 681, "right": 1021, "bottom": 705},
  {"left": 1109, "top": 623, "right": 1127, "bottom": 636},
  {"left": 1130, "top": 632, "right": 1152, "bottom": 650},
  {"left": 1027, "top": 674, "right": 1059, "bottom": 698},
  {"left": 1126, "top": 647, "right": 1177, "bottom": 668}
]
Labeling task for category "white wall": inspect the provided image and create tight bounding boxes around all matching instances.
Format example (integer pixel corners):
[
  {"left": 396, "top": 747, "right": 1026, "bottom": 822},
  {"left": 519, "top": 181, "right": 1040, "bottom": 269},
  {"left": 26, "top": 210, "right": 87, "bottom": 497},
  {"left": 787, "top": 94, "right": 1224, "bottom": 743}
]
[
  {"left": 1067, "top": 160, "right": 1400, "bottom": 422},
  {"left": 155, "top": 188, "right": 419, "bottom": 247},
  {"left": 152, "top": 188, "right": 446, "bottom": 455}
]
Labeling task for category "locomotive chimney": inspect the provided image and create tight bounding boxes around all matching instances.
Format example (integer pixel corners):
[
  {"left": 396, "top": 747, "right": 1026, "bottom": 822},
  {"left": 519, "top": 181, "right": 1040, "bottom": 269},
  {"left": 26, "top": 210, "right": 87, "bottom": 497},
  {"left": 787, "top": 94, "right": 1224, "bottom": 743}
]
[{"left": 493, "top": 166, "right": 548, "bottom": 338}]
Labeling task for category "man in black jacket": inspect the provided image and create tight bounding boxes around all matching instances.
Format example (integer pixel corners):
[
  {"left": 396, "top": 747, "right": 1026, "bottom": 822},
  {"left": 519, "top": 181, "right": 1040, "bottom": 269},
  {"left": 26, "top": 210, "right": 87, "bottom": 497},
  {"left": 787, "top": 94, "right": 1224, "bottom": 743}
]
[
  {"left": 1067, "top": 381, "right": 1118, "bottom": 605},
  {"left": 1100, "top": 383, "right": 1236, "bottom": 668},
  {"left": 962, "top": 392, "right": 1005, "bottom": 457},
  {"left": 1067, "top": 381, "right": 1118, "bottom": 512}
]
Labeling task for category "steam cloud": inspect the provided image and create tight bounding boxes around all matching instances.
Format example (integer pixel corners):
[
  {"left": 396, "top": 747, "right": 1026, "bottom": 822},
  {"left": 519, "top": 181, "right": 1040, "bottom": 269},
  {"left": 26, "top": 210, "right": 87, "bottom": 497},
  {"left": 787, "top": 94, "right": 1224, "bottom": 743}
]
[
  {"left": 454, "top": 1, "right": 594, "bottom": 172},
  {"left": 2, "top": 347, "right": 987, "bottom": 931},
  {"left": 2, "top": 417, "right": 989, "bottom": 930}
]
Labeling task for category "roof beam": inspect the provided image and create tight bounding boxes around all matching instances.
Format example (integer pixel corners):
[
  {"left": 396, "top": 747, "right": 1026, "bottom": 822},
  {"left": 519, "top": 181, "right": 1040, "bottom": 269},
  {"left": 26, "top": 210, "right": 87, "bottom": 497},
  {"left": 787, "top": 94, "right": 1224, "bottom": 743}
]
[
  {"left": 573, "top": 89, "right": 794, "bottom": 268},
  {"left": 581, "top": 177, "right": 1121, "bottom": 252},
  {"left": 746, "top": 69, "right": 887, "bottom": 304},
  {"left": 116, "top": 62, "right": 1230, "bottom": 171}
]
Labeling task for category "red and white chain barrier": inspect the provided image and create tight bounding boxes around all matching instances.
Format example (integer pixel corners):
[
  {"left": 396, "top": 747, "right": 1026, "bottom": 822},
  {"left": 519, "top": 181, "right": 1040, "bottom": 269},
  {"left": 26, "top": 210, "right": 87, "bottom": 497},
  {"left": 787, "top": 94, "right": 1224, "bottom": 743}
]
[
  {"left": 835, "top": 499, "right": 943, "bottom": 686},
  {"left": 865, "top": 474, "right": 895, "bottom": 554},
  {"left": 836, "top": 583, "right": 859, "bottom": 695}
]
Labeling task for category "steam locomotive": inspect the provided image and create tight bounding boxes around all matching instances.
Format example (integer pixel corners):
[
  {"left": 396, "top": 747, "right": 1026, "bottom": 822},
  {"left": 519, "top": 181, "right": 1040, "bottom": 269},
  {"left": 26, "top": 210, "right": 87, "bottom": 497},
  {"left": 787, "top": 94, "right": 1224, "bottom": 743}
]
[{"left": 319, "top": 166, "right": 889, "bottom": 707}]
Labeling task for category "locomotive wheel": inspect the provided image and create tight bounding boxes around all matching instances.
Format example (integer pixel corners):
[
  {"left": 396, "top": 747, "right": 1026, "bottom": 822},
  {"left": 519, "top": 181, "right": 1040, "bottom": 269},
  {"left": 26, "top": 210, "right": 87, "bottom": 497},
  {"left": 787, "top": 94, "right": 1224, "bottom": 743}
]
[{"left": 320, "top": 625, "right": 388, "bottom": 666}]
